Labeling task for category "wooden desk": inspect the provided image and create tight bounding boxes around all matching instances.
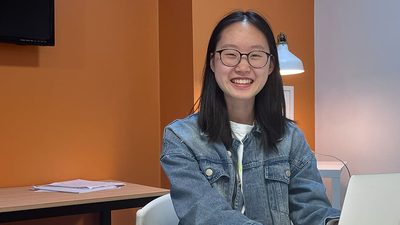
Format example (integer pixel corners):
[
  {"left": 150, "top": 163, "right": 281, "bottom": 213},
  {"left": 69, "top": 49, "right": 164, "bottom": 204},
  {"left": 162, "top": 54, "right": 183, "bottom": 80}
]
[
  {"left": 317, "top": 161, "right": 346, "bottom": 209},
  {"left": 0, "top": 182, "right": 169, "bottom": 225}
]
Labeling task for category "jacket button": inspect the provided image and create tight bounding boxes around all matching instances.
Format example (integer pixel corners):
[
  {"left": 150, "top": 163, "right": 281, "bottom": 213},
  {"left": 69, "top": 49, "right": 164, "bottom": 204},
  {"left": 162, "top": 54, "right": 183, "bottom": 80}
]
[
  {"left": 227, "top": 151, "right": 232, "bottom": 157},
  {"left": 285, "top": 170, "right": 291, "bottom": 177},
  {"left": 205, "top": 168, "right": 213, "bottom": 177}
]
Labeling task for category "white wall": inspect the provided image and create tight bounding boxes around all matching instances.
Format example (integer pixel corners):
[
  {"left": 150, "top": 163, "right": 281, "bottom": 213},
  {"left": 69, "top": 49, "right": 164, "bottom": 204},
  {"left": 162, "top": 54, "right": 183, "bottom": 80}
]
[{"left": 315, "top": 0, "right": 400, "bottom": 179}]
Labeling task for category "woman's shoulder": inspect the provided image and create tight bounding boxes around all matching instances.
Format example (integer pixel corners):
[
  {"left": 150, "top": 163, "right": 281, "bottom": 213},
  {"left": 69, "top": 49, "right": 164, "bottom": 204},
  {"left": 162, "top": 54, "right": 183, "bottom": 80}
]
[
  {"left": 281, "top": 120, "right": 313, "bottom": 162},
  {"left": 278, "top": 120, "right": 309, "bottom": 152},
  {"left": 166, "top": 113, "right": 199, "bottom": 131},
  {"left": 284, "top": 120, "right": 304, "bottom": 138},
  {"left": 163, "top": 113, "right": 215, "bottom": 155},
  {"left": 164, "top": 113, "right": 202, "bottom": 139}
]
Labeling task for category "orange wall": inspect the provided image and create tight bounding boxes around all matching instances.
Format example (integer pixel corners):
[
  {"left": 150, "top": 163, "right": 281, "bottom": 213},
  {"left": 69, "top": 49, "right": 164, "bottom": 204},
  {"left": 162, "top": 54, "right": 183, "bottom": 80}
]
[
  {"left": 192, "top": 0, "right": 315, "bottom": 148},
  {"left": 159, "top": 0, "right": 194, "bottom": 188},
  {"left": 0, "top": 1, "right": 315, "bottom": 224},
  {"left": 0, "top": 0, "right": 160, "bottom": 225}
]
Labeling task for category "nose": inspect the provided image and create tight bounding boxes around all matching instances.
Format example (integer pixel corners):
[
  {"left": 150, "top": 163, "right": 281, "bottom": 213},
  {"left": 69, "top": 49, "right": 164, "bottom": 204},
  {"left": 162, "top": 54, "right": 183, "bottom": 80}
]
[{"left": 235, "top": 55, "right": 251, "bottom": 72}]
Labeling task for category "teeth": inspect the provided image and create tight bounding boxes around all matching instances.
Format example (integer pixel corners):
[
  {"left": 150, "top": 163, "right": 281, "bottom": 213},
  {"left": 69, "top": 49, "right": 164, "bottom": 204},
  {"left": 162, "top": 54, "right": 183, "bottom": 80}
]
[{"left": 232, "top": 79, "right": 253, "bottom": 84}]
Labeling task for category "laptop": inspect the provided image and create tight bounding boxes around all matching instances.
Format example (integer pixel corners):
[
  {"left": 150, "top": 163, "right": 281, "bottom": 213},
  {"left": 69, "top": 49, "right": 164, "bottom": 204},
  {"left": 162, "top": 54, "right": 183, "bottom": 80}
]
[{"left": 339, "top": 173, "right": 400, "bottom": 225}]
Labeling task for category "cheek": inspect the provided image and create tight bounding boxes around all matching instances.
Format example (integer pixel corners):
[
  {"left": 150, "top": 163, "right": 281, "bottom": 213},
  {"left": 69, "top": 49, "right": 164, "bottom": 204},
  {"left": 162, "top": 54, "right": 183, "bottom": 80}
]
[
  {"left": 213, "top": 60, "right": 230, "bottom": 79},
  {"left": 213, "top": 68, "right": 233, "bottom": 92},
  {"left": 264, "top": 73, "right": 271, "bottom": 84},
  {"left": 256, "top": 71, "right": 270, "bottom": 88},
  {"left": 214, "top": 67, "right": 232, "bottom": 86},
  {"left": 214, "top": 71, "right": 226, "bottom": 88}
]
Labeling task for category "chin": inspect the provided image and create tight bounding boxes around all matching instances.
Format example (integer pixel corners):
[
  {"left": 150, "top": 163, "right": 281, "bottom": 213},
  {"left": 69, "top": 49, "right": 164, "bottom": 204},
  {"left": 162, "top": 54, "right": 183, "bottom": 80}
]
[{"left": 230, "top": 95, "right": 255, "bottom": 102}]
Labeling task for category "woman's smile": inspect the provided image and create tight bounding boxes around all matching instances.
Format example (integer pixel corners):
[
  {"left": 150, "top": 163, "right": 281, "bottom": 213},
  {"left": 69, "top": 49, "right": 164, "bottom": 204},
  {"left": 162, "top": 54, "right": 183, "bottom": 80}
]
[{"left": 231, "top": 78, "right": 254, "bottom": 85}]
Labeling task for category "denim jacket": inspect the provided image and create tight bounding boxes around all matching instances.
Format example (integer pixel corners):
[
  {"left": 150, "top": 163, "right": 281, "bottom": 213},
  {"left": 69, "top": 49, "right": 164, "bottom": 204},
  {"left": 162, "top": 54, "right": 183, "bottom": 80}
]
[{"left": 161, "top": 114, "right": 340, "bottom": 225}]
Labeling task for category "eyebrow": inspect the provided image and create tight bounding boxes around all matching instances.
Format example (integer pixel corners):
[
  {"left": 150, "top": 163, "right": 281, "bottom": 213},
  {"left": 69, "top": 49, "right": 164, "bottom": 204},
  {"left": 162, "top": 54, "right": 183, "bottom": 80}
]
[{"left": 219, "top": 44, "right": 267, "bottom": 50}]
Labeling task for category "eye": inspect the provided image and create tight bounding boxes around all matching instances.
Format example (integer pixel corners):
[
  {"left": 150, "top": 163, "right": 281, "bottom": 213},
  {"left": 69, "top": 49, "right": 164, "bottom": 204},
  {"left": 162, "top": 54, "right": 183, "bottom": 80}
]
[
  {"left": 222, "top": 51, "right": 239, "bottom": 58},
  {"left": 224, "top": 53, "right": 236, "bottom": 56},
  {"left": 249, "top": 52, "right": 264, "bottom": 59}
]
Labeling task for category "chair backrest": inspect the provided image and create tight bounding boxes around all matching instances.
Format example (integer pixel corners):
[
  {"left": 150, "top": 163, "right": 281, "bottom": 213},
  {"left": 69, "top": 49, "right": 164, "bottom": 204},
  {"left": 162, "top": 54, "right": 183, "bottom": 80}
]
[{"left": 136, "top": 193, "right": 179, "bottom": 225}]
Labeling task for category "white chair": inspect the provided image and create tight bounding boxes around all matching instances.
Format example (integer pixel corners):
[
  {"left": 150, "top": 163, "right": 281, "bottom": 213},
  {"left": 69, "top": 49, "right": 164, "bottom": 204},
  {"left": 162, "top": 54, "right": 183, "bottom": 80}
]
[{"left": 136, "top": 193, "right": 179, "bottom": 225}]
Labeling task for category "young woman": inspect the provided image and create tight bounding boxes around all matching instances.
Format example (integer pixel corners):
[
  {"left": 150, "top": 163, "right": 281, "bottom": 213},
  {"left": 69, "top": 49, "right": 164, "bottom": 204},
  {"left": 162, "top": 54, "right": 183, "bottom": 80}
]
[{"left": 160, "top": 10, "right": 340, "bottom": 225}]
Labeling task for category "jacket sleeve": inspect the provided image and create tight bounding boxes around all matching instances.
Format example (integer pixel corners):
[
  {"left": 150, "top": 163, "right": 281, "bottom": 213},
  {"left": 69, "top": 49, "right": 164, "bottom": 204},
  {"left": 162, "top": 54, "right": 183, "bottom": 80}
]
[
  {"left": 160, "top": 128, "right": 262, "bottom": 225},
  {"left": 287, "top": 127, "right": 341, "bottom": 225}
]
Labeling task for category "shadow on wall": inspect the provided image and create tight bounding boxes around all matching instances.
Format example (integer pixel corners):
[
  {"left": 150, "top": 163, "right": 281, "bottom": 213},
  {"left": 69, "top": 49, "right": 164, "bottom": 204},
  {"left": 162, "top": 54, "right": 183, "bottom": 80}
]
[{"left": 0, "top": 43, "right": 39, "bottom": 67}]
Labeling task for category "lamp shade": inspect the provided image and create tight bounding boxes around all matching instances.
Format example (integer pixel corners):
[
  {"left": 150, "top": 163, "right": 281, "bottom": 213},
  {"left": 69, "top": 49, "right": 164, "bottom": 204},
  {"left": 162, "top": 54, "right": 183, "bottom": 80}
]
[{"left": 276, "top": 33, "right": 304, "bottom": 75}]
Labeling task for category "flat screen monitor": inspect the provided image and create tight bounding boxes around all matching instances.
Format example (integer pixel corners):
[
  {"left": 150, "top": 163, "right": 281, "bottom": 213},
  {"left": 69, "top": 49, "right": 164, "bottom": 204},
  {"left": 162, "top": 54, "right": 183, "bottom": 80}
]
[{"left": 0, "top": 0, "right": 55, "bottom": 46}]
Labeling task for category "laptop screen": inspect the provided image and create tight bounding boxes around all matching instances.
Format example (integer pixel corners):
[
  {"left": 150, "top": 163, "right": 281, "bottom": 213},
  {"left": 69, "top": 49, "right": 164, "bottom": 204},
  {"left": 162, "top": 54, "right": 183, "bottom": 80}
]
[{"left": 339, "top": 173, "right": 400, "bottom": 225}]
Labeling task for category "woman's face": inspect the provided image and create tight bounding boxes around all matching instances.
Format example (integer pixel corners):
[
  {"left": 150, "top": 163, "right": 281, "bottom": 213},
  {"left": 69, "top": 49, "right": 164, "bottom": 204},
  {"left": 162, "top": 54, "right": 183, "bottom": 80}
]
[{"left": 211, "top": 22, "right": 274, "bottom": 105}]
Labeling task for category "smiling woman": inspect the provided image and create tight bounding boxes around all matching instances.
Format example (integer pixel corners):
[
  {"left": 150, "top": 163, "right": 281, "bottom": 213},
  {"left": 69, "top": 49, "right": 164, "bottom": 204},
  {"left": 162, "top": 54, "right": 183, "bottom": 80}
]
[{"left": 160, "top": 10, "right": 340, "bottom": 225}]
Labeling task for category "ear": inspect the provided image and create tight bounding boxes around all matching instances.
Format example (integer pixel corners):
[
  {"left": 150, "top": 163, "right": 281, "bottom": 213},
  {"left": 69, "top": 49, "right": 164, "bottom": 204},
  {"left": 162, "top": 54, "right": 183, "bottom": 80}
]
[
  {"left": 210, "top": 53, "right": 215, "bottom": 72},
  {"left": 267, "top": 59, "right": 275, "bottom": 75}
]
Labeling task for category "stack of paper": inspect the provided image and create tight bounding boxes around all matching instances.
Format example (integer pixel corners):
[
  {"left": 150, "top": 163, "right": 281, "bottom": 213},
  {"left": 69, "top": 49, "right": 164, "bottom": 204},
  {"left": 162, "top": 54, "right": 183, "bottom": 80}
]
[{"left": 33, "top": 179, "right": 125, "bottom": 194}]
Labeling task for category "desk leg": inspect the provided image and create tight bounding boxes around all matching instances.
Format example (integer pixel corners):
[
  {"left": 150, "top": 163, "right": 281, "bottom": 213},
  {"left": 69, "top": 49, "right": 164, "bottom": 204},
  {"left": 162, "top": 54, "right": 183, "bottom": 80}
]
[
  {"left": 331, "top": 177, "right": 341, "bottom": 209},
  {"left": 100, "top": 210, "right": 111, "bottom": 225}
]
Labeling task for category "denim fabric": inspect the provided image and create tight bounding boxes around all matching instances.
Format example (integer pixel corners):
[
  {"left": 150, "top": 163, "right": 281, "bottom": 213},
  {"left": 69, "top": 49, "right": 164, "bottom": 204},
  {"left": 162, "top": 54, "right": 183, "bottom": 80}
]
[{"left": 161, "top": 114, "right": 340, "bottom": 225}]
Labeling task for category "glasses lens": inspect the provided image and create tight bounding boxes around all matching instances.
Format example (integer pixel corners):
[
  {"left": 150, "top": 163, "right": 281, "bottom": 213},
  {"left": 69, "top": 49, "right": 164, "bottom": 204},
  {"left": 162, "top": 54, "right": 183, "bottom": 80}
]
[
  {"left": 248, "top": 51, "right": 269, "bottom": 68},
  {"left": 220, "top": 49, "right": 240, "bottom": 67}
]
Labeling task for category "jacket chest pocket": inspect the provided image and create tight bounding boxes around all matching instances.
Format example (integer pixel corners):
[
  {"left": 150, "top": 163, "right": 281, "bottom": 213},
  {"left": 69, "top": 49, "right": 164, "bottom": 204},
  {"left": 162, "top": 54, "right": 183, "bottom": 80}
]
[
  {"left": 264, "top": 161, "right": 291, "bottom": 214},
  {"left": 199, "top": 159, "right": 232, "bottom": 199}
]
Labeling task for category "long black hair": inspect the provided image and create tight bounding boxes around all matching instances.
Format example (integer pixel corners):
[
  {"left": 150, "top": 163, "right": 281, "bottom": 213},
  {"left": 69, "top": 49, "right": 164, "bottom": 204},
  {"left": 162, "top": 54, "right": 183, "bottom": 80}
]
[{"left": 197, "top": 10, "right": 287, "bottom": 150}]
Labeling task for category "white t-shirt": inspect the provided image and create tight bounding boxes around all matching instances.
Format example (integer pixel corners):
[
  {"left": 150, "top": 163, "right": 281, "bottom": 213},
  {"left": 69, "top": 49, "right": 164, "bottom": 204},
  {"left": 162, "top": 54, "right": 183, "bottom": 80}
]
[{"left": 230, "top": 121, "right": 254, "bottom": 213}]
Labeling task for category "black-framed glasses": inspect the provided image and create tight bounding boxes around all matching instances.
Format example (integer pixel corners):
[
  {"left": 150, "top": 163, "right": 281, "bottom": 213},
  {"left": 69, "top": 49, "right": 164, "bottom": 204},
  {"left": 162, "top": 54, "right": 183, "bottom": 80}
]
[{"left": 215, "top": 49, "right": 273, "bottom": 68}]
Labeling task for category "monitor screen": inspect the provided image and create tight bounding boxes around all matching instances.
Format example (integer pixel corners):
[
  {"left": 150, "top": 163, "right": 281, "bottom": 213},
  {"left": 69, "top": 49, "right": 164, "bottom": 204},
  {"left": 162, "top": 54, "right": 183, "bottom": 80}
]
[{"left": 0, "top": 0, "right": 55, "bottom": 46}]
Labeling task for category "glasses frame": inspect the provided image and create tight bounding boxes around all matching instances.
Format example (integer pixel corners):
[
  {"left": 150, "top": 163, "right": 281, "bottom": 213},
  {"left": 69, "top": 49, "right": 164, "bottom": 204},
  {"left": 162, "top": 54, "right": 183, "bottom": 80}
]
[{"left": 215, "top": 49, "right": 273, "bottom": 69}]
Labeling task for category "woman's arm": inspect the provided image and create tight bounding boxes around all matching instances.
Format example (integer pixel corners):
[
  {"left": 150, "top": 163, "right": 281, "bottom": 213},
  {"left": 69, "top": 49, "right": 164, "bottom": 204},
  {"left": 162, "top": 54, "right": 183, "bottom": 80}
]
[{"left": 287, "top": 126, "right": 341, "bottom": 225}]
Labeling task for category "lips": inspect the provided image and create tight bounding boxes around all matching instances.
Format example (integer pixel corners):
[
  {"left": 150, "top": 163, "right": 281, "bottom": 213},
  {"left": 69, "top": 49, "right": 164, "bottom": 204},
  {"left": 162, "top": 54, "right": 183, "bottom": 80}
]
[{"left": 231, "top": 78, "right": 254, "bottom": 84}]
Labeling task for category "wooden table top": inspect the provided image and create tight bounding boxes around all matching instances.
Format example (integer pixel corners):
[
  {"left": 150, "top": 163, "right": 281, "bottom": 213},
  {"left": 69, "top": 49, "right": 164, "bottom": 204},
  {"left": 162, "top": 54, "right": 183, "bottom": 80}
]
[{"left": 0, "top": 182, "right": 169, "bottom": 213}]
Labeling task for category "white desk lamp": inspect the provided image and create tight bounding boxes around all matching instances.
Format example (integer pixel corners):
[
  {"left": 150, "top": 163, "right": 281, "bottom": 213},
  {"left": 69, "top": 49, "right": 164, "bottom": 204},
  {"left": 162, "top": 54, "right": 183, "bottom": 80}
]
[{"left": 277, "top": 33, "right": 304, "bottom": 75}]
